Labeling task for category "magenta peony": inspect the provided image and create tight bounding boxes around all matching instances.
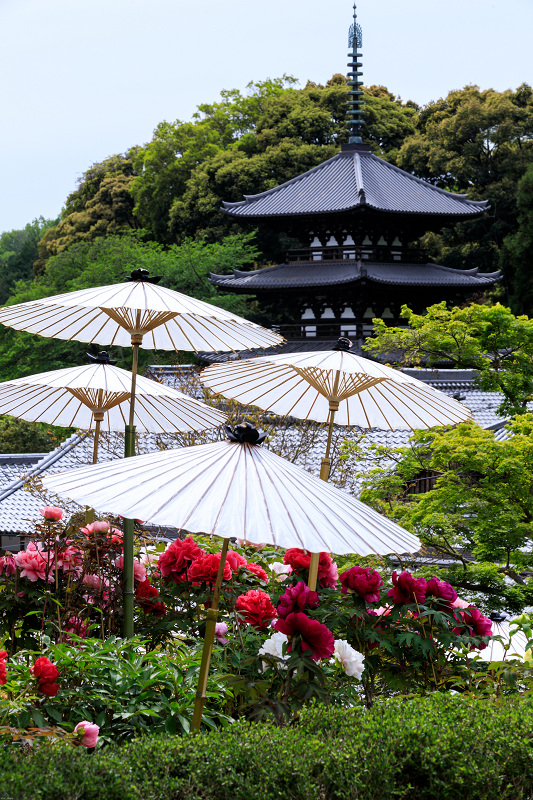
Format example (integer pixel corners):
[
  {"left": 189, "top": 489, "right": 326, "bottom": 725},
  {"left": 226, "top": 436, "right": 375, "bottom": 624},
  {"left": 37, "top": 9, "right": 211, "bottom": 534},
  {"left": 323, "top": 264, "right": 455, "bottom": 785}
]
[
  {"left": 158, "top": 536, "right": 204, "bottom": 583},
  {"left": 74, "top": 721, "right": 99, "bottom": 748},
  {"left": 64, "top": 616, "right": 88, "bottom": 639},
  {"left": 426, "top": 577, "right": 457, "bottom": 604},
  {"left": 0, "top": 650, "right": 7, "bottom": 685},
  {"left": 453, "top": 606, "right": 493, "bottom": 649},
  {"left": 277, "top": 581, "right": 319, "bottom": 619},
  {"left": 274, "top": 612, "right": 335, "bottom": 661},
  {"left": 340, "top": 566, "right": 383, "bottom": 602},
  {"left": 235, "top": 589, "right": 277, "bottom": 629},
  {"left": 39, "top": 506, "right": 63, "bottom": 521},
  {"left": 387, "top": 570, "right": 427, "bottom": 604}
]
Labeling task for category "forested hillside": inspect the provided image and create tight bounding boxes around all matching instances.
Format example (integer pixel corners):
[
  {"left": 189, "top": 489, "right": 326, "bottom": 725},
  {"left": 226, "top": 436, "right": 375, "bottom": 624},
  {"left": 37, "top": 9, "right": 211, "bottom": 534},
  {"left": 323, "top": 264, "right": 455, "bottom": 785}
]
[{"left": 1, "top": 76, "right": 533, "bottom": 381}]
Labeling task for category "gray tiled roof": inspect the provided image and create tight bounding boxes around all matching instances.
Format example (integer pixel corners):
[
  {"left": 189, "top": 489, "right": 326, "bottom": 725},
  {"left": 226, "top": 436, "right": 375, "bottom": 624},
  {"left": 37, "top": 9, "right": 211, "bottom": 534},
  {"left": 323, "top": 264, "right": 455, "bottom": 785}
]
[
  {"left": 210, "top": 260, "right": 501, "bottom": 291},
  {"left": 223, "top": 146, "right": 489, "bottom": 219}
]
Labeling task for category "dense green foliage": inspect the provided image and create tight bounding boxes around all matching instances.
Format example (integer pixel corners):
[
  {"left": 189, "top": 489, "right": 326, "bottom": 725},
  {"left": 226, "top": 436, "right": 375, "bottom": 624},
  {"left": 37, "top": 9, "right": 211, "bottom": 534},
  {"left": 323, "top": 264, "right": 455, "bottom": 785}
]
[
  {"left": 2, "top": 697, "right": 533, "bottom": 800},
  {"left": 0, "top": 416, "right": 70, "bottom": 454},
  {"left": 0, "top": 218, "right": 57, "bottom": 303}
]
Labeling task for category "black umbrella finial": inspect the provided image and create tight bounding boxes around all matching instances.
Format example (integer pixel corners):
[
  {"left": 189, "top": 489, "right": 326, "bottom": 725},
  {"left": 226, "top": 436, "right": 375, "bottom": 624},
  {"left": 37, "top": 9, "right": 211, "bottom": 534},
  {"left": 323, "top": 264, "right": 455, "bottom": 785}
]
[
  {"left": 226, "top": 423, "right": 267, "bottom": 445},
  {"left": 126, "top": 268, "right": 161, "bottom": 284},
  {"left": 87, "top": 351, "right": 117, "bottom": 365},
  {"left": 332, "top": 337, "right": 353, "bottom": 352},
  {"left": 489, "top": 611, "right": 507, "bottom": 622}
]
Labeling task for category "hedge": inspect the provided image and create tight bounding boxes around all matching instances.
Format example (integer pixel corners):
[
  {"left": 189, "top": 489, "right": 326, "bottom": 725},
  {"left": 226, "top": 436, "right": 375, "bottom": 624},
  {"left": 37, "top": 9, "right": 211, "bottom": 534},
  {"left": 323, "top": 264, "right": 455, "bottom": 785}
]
[{"left": 2, "top": 695, "right": 533, "bottom": 800}]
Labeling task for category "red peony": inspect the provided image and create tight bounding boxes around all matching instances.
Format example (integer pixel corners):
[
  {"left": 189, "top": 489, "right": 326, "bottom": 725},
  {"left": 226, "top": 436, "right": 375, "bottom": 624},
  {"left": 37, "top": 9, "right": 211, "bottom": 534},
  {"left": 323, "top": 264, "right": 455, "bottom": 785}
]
[
  {"left": 426, "top": 577, "right": 457, "bottom": 605},
  {"left": 0, "top": 650, "right": 7, "bottom": 686},
  {"left": 235, "top": 590, "right": 277, "bottom": 629},
  {"left": 158, "top": 536, "right": 204, "bottom": 583},
  {"left": 453, "top": 606, "right": 493, "bottom": 649},
  {"left": 387, "top": 570, "right": 427, "bottom": 605},
  {"left": 31, "top": 656, "right": 59, "bottom": 696},
  {"left": 136, "top": 580, "right": 166, "bottom": 616},
  {"left": 245, "top": 562, "right": 269, "bottom": 584},
  {"left": 188, "top": 553, "right": 232, "bottom": 585},
  {"left": 340, "top": 566, "right": 383, "bottom": 603},
  {"left": 277, "top": 580, "right": 319, "bottom": 619},
  {"left": 283, "top": 549, "right": 337, "bottom": 587},
  {"left": 274, "top": 612, "right": 335, "bottom": 661},
  {"left": 226, "top": 550, "right": 247, "bottom": 572}
]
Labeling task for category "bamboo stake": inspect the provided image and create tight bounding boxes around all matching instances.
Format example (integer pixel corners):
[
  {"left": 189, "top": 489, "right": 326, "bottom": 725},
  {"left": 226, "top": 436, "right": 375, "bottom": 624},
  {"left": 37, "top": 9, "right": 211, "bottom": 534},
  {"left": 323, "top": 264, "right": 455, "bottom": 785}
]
[{"left": 192, "top": 537, "right": 230, "bottom": 733}]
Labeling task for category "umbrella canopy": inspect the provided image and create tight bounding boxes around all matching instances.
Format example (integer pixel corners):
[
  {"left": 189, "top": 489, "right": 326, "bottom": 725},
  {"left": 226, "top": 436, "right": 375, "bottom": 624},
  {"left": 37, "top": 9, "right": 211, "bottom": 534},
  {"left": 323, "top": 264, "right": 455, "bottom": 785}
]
[
  {"left": 0, "top": 276, "right": 283, "bottom": 352},
  {"left": 477, "top": 618, "right": 531, "bottom": 663},
  {"left": 200, "top": 342, "right": 472, "bottom": 430},
  {"left": 0, "top": 359, "right": 225, "bottom": 433},
  {"left": 42, "top": 433, "right": 420, "bottom": 556}
]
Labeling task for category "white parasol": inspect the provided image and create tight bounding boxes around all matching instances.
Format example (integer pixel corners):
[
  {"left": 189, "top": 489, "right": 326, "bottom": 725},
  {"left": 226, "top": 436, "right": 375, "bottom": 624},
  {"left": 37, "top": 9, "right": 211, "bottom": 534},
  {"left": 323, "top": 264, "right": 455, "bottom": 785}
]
[{"left": 42, "top": 422, "right": 421, "bottom": 730}]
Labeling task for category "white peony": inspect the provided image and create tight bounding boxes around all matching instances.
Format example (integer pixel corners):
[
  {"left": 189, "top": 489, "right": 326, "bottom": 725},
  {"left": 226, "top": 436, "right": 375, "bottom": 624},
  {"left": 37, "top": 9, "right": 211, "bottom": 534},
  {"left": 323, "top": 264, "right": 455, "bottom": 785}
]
[
  {"left": 258, "top": 631, "right": 289, "bottom": 671},
  {"left": 270, "top": 562, "right": 291, "bottom": 580},
  {"left": 333, "top": 639, "right": 365, "bottom": 680}
]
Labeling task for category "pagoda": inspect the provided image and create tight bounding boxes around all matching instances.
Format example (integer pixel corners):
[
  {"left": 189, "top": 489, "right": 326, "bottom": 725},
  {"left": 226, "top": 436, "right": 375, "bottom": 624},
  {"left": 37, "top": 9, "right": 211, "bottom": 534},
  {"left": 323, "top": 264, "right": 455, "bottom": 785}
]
[{"left": 210, "top": 5, "right": 501, "bottom": 344}]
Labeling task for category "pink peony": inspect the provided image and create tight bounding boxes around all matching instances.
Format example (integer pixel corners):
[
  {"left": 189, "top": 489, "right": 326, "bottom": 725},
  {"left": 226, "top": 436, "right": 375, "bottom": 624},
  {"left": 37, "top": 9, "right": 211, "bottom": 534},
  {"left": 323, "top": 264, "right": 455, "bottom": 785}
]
[
  {"left": 14, "top": 544, "right": 54, "bottom": 583},
  {"left": 188, "top": 552, "right": 232, "bottom": 585},
  {"left": 426, "top": 577, "right": 457, "bottom": 605},
  {"left": 452, "top": 597, "right": 470, "bottom": 609},
  {"left": 0, "top": 555, "right": 16, "bottom": 576},
  {"left": 81, "top": 521, "right": 123, "bottom": 552},
  {"left": 82, "top": 574, "right": 109, "bottom": 592},
  {"left": 64, "top": 616, "right": 88, "bottom": 639},
  {"left": 0, "top": 650, "right": 7, "bottom": 685},
  {"left": 235, "top": 590, "right": 277, "bottom": 630},
  {"left": 320, "top": 560, "right": 339, "bottom": 589},
  {"left": 274, "top": 612, "right": 335, "bottom": 661},
  {"left": 115, "top": 555, "right": 147, "bottom": 584},
  {"left": 387, "top": 570, "right": 427, "bottom": 605},
  {"left": 340, "top": 566, "right": 383, "bottom": 603},
  {"left": 245, "top": 562, "right": 269, "bottom": 584},
  {"left": 277, "top": 581, "right": 319, "bottom": 619},
  {"left": 57, "top": 545, "right": 83, "bottom": 575},
  {"left": 226, "top": 550, "right": 247, "bottom": 572},
  {"left": 214, "top": 622, "right": 229, "bottom": 644},
  {"left": 453, "top": 606, "right": 493, "bottom": 649},
  {"left": 39, "top": 506, "right": 63, "bottom": 521},
  {"left": 74, "top": 721, "right": 99, "bottom": 748},
  {"left": 158, "top": 536, "right": 204, "bottom": 583}
]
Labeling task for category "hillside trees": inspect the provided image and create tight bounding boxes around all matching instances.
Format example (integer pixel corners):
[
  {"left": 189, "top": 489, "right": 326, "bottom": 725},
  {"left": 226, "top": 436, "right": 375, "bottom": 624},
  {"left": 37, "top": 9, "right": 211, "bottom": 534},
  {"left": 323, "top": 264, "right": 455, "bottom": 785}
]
[{"left": 0, "top": 218, "right": 57, "bottom": 303}]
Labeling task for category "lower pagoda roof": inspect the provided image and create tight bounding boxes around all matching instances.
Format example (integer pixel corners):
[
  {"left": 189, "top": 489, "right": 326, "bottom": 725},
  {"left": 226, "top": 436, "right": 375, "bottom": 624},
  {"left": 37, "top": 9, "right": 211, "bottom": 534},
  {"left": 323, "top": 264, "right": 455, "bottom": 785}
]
[{"left": 210, "top": 260, "right": 502, "bottom": 292}]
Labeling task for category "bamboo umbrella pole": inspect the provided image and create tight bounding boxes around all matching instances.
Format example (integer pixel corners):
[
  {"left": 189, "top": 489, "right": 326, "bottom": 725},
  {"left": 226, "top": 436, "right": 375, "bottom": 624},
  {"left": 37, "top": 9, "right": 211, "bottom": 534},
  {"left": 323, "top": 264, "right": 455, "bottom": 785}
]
[
  {"left": 192, "top": 537, "right": 230, "bottom": 733},
  {"left": 84, "top": 398, "right": 104, "bottom": 526},
  {"left": 309, "top": 370, "right": 341, "bottom": 591}
]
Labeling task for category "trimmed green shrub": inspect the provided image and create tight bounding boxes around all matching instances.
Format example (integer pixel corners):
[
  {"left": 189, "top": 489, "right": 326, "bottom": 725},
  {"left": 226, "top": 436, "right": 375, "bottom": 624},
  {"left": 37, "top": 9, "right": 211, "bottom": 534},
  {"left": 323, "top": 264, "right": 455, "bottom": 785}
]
[{"left": 2, "top": 695, "right": 533, "bottom": 800}]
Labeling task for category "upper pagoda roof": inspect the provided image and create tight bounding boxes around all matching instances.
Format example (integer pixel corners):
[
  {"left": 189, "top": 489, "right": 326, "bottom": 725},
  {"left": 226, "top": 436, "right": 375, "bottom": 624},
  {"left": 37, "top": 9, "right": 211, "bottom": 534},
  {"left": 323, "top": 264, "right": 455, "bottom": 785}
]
[{"left": 222, "top": 144, "right": 489, "bottom": 220}]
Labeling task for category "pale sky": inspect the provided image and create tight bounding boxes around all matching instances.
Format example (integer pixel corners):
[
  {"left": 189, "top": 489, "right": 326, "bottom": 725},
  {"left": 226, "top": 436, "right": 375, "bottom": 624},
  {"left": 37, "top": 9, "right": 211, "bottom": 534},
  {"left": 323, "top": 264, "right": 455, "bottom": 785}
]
[{"left": 0, "top": 0, "right": 530, "bottom": 233}]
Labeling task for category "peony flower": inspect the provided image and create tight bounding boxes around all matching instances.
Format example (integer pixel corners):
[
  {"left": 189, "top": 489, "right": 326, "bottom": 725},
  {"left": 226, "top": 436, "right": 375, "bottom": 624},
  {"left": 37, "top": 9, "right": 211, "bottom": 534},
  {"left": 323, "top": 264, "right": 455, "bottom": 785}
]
[
  {"left": 115, "top": 555, "right": 147, "bottom": 584},
  {"left": 0, "top": 555, "right": 16, "bottom": 577},
  {"left": 453, "top": 606, "right": 493, "bottom": 649},
  {"left": 283, "top": 549, "right": 337, "bottom": 588},
  {"left": 31, "top": 656, "right": 59, "bottom": 696},
  {"left": 82, "top": 574, "right": 109, "bottom": 592},
  {"left": 236, "top": 538, "right": 266, "bottom": 549},
  {"left": 426, "top": 577, "right": 457, "bottom": 605},
  {"left": 333, "top": 639, "right": 365, "bottom": 679},
  {"left": 188, "top": 552, "right": 231, "bottom": 585},
  {"left": 277, "top": 581, "right": 319, "bottom": 619},
  {"left": 270, "top": 562, "right": 292, "bottom": 580},
  {"left": 135, "top": 580, "right": 167, "bottom": 616},
  {"left": 64, "top": 616, "right": 88, "bottom": 640},
  {"left": 226, "top": 550, "right": 247, "bottom": 572},
  {"left": 81, "top": 521, "right": 123, "bottom": 551},
  {"left": 452, "top": 596, "right": 470, "bottom": 609},
  {"left": 56, "top": 545, "right": 83, "bottom": 576},
  {"left": 258, "top": 631, "right": 289, "bottom": 669},
  {"left": 274, "top": 612, "right": 335, "bottom": 661},
  {"left": 235, "top": 589, "right": 277, "bottom": 630},
  {"left": 387, "top": 570, "right": 427, "bottom": 605},
  {"left": 39, "top": 506, "right": 63, "bottom": 521},
  {"left": 340, "top": 566, "right": 383, "bottom": 603},
  {"left": 214, "top": 622, "right": 229, "bottom": 645},
  {"left": 14, "top": 544, "right": 54, "bottom": 583},
  {"left": 320, "top": 560, "right": 339, "bottom": 589},
  {"left": 74, "top": 721, "right": 99, "bottom": 748},
  {"left": 0, "top": 650, "right": 7, "bottom": 686},
  {"left": 244, "top": 562, "right": 269, "bottom": 584},
  {"left": 157, "top": 536, "right": 204, "bottom": 583}
]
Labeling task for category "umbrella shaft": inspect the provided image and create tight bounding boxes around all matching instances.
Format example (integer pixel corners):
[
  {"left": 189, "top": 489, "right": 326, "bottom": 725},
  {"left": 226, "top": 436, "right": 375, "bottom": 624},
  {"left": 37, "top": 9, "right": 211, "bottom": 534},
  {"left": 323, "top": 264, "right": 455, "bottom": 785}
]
[
  {"left": 192, "top": 537, "right": 230, "bottom": 733},
  {"left": 92, "top": 419, "right": 101, "bottom": 465},
  {"left": 128, "top": 341, "right": 140, "bottom": 427}
]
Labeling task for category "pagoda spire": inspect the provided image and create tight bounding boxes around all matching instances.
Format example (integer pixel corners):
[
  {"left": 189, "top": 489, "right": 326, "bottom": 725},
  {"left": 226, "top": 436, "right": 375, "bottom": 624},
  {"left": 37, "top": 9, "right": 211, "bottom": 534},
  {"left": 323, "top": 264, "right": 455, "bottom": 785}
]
[{"left": 347, "top": 3, "right": 364, "bottom": 144}]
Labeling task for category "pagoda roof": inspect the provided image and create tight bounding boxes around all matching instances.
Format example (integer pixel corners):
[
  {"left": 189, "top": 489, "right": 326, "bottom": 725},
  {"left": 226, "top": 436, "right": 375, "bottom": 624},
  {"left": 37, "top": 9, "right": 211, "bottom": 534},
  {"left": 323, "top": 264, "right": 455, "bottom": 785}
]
[
  {"left": 222, "top": 145, "right": 489, "bottom": 219},
  {"left": 210, "top": 260, "right": 501, "bottom": 292}
]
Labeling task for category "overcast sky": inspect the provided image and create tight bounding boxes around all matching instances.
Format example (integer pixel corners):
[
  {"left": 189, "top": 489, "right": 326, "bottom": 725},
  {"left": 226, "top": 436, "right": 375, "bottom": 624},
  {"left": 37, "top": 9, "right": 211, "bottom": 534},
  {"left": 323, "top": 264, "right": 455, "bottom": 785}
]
[{"left": 0, "top": 0, "right": 530, "bottom": 233}]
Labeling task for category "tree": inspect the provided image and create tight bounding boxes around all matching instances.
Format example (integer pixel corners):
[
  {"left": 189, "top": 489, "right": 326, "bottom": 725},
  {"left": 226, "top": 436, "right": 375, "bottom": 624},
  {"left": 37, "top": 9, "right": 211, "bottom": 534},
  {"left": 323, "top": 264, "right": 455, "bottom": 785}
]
[
  {"left": 0, "top": 415, "right": 70, "bottom": 454},
  {"left": 364, "top": 302, "right": 533, "bottom": 417},
  {"left": 344, "top": 417, "right": 533, "bottom": 614},
  {"left": 0, "top": 218, "right": 57, "bottom": 304},
  {"left": 500, "top": 163, "right": 533, "bottom": 314}
]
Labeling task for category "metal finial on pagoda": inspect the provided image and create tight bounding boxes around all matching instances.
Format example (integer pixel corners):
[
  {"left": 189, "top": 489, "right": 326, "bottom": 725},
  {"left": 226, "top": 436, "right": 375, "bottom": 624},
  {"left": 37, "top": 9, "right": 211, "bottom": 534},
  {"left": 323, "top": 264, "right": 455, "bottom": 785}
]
[{"left": 347, "top": 3, "right": 364, "bottom": 144}]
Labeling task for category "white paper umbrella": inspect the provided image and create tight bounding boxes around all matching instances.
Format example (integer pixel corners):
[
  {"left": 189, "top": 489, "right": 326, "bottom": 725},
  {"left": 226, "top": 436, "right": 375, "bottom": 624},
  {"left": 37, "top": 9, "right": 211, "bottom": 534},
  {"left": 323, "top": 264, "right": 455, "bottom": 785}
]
[
  {"left": 42, "top": 433, "right": 420, "bottom": 556},
  {"left": 42, "top": 423, "right": 420, "bottom": 732},
  {"left": 477, "top": 618, "right": 531, "bottom": 663}
]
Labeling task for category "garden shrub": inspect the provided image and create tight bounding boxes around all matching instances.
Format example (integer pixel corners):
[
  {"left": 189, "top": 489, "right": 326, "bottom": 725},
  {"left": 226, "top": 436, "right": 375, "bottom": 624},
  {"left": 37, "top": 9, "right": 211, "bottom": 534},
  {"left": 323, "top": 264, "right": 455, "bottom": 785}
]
[{"left": 1, "top": 695, "right": 533, "bottom": 800}]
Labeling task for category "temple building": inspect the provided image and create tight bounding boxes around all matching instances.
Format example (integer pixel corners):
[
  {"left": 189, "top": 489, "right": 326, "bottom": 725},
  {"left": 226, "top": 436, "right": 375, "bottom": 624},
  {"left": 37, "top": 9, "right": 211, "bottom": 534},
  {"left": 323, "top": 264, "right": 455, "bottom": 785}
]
[{"left": 210, "top": 5, "right": 501, "bottom": 344}]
